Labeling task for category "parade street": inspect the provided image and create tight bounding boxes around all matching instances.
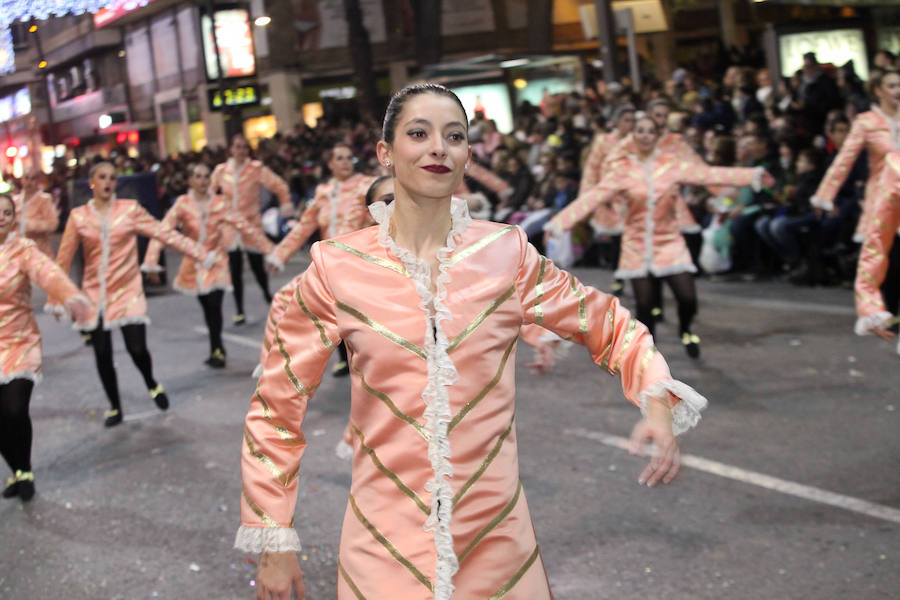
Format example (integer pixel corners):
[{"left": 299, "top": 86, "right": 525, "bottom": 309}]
[{"left": 2, "top": 250, "right": 898, "bottom": 600}]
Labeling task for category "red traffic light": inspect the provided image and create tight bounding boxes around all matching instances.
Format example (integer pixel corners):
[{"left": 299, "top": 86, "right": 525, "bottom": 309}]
[
  {"left": 116, "top": 132, "right": 127, "bottom": 144},
  {"left": 127, "top": 131, "right": 139, "bottom": 144}
]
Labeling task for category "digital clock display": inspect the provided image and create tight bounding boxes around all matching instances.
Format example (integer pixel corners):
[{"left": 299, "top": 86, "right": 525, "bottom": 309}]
[{"left": 208, "top": 85, "right": 260, "bottom": 110}]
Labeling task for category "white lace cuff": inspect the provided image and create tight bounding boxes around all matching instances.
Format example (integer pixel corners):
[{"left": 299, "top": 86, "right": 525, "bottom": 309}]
[
  {"left": 234, "top": 526, "right": 301, "bottom": 554},
  {"left": 639, "top": 379, "right": 708, "bottom": 436},
  {"left": 810, "top": 195, "right": 833, "bottom": 212},
  {"left": 751, "top": 167, "right": 764, "bottom": 192},
  {"left": 251, "top": 363, "right": 264, "bottom": 379},
  {"left": 44, "top": 302, "right": 65, "bottom": 317},
  {"left": 140, "top": 263, "right": 164, "bottom": 273},
  {"left": 854, "top": 311, "right": 893, "bottom": 336},
  {"left": 202, "top": 251, "right": 218, "bottom": 270},
  {"left": 265, "top": 254, "right": 284, "bottom": 273}
]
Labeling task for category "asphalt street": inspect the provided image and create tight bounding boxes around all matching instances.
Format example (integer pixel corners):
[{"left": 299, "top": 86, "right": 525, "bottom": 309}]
[{"left": 1, "top": 248, "right": 898, "bottom": 600}]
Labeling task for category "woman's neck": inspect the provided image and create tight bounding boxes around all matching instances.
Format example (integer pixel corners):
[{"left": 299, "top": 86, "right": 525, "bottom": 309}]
[
  {"left": 193, "top": 189, "right": 210, "bottom": 202},
  {"left": 0, "top": 230, "right": 8, "bottom": 245},
  {"left": 637, "top": 148, "right": 654, "bottom": 162},
  {"left": 92, "top": 196, "right": 113, "bottom": 214},
  {"left": 389, "top": 192, "right": 453, "bottom": 258},
  {"left": 878, "top": 99, "right": 898, "bottom": 118}
]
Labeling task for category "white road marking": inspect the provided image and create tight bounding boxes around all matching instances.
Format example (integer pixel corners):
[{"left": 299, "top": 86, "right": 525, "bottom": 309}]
[
  {"left": 123, "top": 409, "right": 166, "bottom": 422},
  {"left": 700, "top": 293, "right": 855, "bottom": 316},
  {"left": 566, "top": 428, "right": 900, "bottom": 525},
  {"left": 193, "top": 326, "right": 261, "bottom": 350}
]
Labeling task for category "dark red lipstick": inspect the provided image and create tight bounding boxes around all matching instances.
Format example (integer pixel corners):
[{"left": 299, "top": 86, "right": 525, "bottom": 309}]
[{"left": 422, "top": 165, "right": 451, "bottom": 174}]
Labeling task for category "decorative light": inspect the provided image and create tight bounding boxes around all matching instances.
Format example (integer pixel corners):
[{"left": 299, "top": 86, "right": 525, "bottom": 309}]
[
  {"left": 254, "top": 15, "right": 271, "bottom": 27},
  {"left": 37, "top": 59, "right": 47, "bottom": 68},
  {"left": 28, "top": 25, "right": 37, "bottom": 32},
  {"left": 5, "top": 146, "right": 17, "bottom": 158},
  {"left": 127, "top": 130, "right": 139, "bottom": 144},
  {"left": 513, "top": 78, "right": 528, "bottom": 89},
  {"left": 1, "top": 0, "right": 114, "bottom": 75},
  {"left": 99, "top": 113, "right": 113, "bottom": 129}
]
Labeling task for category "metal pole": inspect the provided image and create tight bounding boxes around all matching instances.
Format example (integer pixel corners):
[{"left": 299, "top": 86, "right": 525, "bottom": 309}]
[
  {"left": 31, "top": 20, "right": 57, "bottom": 146},
  {"left": 616, "top": 8, "right": 641, "bottom": 93},
  {"left": 593, "top": 0, "right": 618, "bottom": 83},
  {"left": 205, "top": 0, "right": 236, "bottom": 140}
]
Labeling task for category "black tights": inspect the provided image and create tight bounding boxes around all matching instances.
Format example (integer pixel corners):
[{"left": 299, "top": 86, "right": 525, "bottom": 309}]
[
  {"left": 631, "top": 273, "right": 698, "bottom": 339},
  {"left": 882, "top": 235, "right": 900, "bottom": 321},
  {"left": 198, "top": 290, "right": 225, "bottom": 354},
  {"left": 229, "top": 250, "right": 272, "bottom": 315},
  {"left": 0, "top": 379, "right": 35, "bottom": 474},
  {"left": 90, "top": 321, "right": 158, "bottom": 412}
]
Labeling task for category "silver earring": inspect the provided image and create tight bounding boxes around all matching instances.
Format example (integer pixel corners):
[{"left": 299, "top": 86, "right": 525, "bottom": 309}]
[
  {"left": 385, "top": 160, "right": 391, "bottom": 167},
  {"left": 464, "top": 163, "right": 469, "bottom": 170}
]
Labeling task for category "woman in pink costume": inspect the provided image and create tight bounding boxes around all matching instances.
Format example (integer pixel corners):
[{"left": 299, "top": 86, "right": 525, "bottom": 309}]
[
  {"left": 12, "top": 169, "right": 59, "bottom": 256},
  {"left": 811, "top": 69, "right": 900, "bottom": 241},
  {"left": 547, "top": 116, "right": 773, "bottom": 358},
  {"left": 0, "top": 195, "right": 91, "bottom": 502},
  {"left": 211, "top": 134, "right": 292, "bottom": 324},
  {"left": 51, "top": 162, "right": 212, "bottom": 427},
  {"left": 853, "top": 150, "right": 900, "bottom": 353},
  {"left": 238, "top": 84, "right": 708, "bottom": 600},
  {"left": 266, "top": 143, "right": 377, "bottom": 376},
  {"left": 143, "top": 163, "right": 273, "bottom": 368}
]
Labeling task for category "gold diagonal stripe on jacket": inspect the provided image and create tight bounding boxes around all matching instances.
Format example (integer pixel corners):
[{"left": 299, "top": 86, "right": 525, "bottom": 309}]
[
  {"left": 294, "top": 284, "right": 335, "bottom": 350},
  {"left": 458, "top": 479, "right": 523, "bottom": 564},
  {"left": 449, "top": 225, "right": 518, "bottom": 265},
  {"left": 613, "top": 318, "right": 639, "bottom": 374},
  {"left": 324, "top": 240, "right": 409, "bottom": 277},
  {"left": 490, "top": 544, "right": 541, "bottom": 599},
  {"left": 447, "top": 285, "right": 516, "bottom": 353},
  {"left": 244, "top": 428, "right": 298, "bottom": 487},
  {"left": 599, "top": 308, "right": 616, "bottom": 370},
  {"left": 533, "top": 256, "right": 547, "bottom": 325},
  {"left": 349, "top": 494, "right": 433, "bottom": 592},
  {"left": 453, "top": 414, "right": 515, "bottom": 508},
  {"left": 337, "top": 300, "right": 427, "bottom": 360},
  {"left": 569, "top": 273, "right": 588, "bottom": 334},
  {"left": 242, "top": 489, "right": 286, "bottom": 528},
  {"left": 354, "top": 367, "right": 429, "bottom": 441},
  {"left": 253, "top": 388, "right": 305, "bottom": 444},
  {"left": 338, "top": 559, "right": 367, "bottom": 600},
  {"left": 448, "top": 336, "right": 518, "bottom": 433},
  {"left": 274, "top": 324, "right": 318, "bottom": 396},
  {"left": 638, "top": 346, "right": 658, "bottom": 381},
  {"left": 351, "top": 423, "right": 430, "bottom": 515}
]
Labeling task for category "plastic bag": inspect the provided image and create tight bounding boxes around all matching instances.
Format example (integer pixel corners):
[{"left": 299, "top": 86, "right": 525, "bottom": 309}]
[
  {"left": 699, "top": 220, "right": 731, "bottom": 274},
  {"left": 545, "top": 229, "right": 575, "bottom": 269}
]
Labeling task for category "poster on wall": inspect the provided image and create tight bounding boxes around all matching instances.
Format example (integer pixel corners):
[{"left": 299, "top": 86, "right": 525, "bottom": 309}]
[
  {"left": 778, "top": 28, "right": 869, "bottom": 80},
  {"left": 201, "top": 8, "right": 256, "bottom": 80},
  {"left": 94, "top": 0, "right": 155, "bottom": 29},
  {"left": 452, "top": 83, "right": 512, "bottom": 134},
  {"left": 293, "top": 0, "right": 387, "bottom": 50},
  {"left": 442, "top": 1, "right": 495, "bottom": 36}
]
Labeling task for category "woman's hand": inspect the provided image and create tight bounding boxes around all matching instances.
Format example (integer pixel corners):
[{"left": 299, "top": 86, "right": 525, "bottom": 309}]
[
  {"left": 760, "top": 170, "right": 776, "bottom": 189},
  {"left": 526, "top": 340, "right": 558, "bottom": 375},
  {"left": 146, "top": 272, "right": 161, "bottom": 285},
  {"left": 256, "top": 552, "right": 305, "bottom": 600},
  {"left": 628, "top": 397, "right": 680, "bottom": 486},
  {"left": 68, "top": 299, "right": 91, "bottom": 324}
]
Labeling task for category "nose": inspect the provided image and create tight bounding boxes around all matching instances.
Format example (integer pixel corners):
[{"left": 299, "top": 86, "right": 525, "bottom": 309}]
[{"left": 428, "top": 136, "right": 448, "bottom": 159}]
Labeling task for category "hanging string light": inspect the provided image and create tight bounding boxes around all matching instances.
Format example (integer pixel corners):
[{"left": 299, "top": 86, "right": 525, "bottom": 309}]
[{"left": 0, "top": 0, "right": 113, "bottom": 75}]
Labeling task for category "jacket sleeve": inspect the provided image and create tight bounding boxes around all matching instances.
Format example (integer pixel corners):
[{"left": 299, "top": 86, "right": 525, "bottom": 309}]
[
  {"left": 678, "top": 161, "right": 762, "bottom": 190},
  {"left": 235, "top": 243, "right": 340, "bottom": 553},
  {"left": 268, "top": 198, "right": 321, "bottom": 270},
  {"left": 579, "top": 134, "right": 607, "bottom": 191},
  {"left": 513, "top": 228, "right": 706, "bottom": 434},
  {"left": 548, "top": 171, "right": 621, "bottom": 233},
  {"left": 812, "top": 116, "right": 867, "bottom": 210},
  {"left": 260, "top": 165, "right": 292, "bottom": 208},
  {"left": 24, "top": 241, "right": 88, "bottom": 315},
  {"left": 132, "top": 203, "right": 206, "bottom": 262},
  {"left": 853, "top": 156, "right": 900, "bottom": 333},
  {"left": 25, "top": 193, "right": 60, "bottom": 233},
  {"left": 142, "top": 200, "right": 182, "bottom": 271},
  {"left": 466, "top": 162, "right": 512, "bottom": 198}
]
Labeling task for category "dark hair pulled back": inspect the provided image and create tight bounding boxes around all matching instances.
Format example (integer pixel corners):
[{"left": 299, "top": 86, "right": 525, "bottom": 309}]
[{"left": 382, "top": 83, "right": 468, "bottom": 144}]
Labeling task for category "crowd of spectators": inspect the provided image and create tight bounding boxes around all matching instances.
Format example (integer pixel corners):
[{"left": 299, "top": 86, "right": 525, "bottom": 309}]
[{"left": 7, "top": 46, "right": 900, "bottom": 288}]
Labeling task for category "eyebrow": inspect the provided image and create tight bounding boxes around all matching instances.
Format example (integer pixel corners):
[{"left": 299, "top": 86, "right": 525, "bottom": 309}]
[{"left": 403, "top": 118, "right": 467, "bottom": 131}]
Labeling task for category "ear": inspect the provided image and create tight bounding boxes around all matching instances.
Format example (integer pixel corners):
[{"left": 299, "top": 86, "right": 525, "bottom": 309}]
[{"left": 376, "top": 141, "right": 392, "bottom": 168}]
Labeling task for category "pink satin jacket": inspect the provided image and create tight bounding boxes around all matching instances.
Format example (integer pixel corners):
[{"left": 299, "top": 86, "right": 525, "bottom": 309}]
[
  {"left": 143, "top": 193, "right": 273, "bottom": 296},
  {"left": 210, "top": 159, "right": 291, "bottom": 252},
  {"left": 582, "top": 131, "right": 626, "bottom": 234},
  {"left": 0, "top": 234, "right": 88, "bottom": 383},
  {"left": 53, "top": 200, "right": 206, "bottom": 330},
  {"left": 854, "top": 151, "right": 900, "bottom": 336},
  {"left": 13, "top": 190, "right": 59, "bottom": 256},
  {"left": 236, "top": 199, "right": 707, "bottom": 599},
  {"left": 550, "top": 151, "right": 760, "bottom": 279},
  {"left": 269, "top": 174, "right": 375, "bottom": 270},
  {"left": 812, "top": 108, "right": 900, "bottom": 241}
]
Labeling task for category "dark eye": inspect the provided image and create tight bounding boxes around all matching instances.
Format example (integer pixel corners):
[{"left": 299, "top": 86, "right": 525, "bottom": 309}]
[
  {"left": 448, "top": 132, "right": 466, "bottom": 143},
  {"left": 408, "top": 129, "right": 426, "bottom": 139}
]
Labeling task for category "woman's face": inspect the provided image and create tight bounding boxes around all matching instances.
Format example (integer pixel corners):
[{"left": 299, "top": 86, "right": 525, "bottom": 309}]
[
  {"left": 22, "top": 171, "right": 40, "bottom": 194},
  {"left": 329, "top": 146, "right": 355, "bottom": 180},
  {"left": 372, "top": 178, "right": 394, "bottom": 204},
  {"left": 876, "top": 73, "right": 900, "bottom": 108},
  {"left": 230, "top": 136, "right": 250, "bottom": 162},
  {"left": 378, "top": 93, "right": 470, "bottom": 201},
  {"left": 633, "top": 118, "right": 659, "bottom": 154},
  {"left": 190, "top": 165, "right": 211, "bottom": 195},
  {"left": 703, "top": 128, "right": 716, "bottom": 151},
  {"left": 616, "top": 111, "right": 635, "bottom": 135},
  {"left": 0, "top": 198, "right": 14, "bottom": 236},
  {"left": 796, "top": 153, "right": 814, "bottom": 175},
  {"left": 90, "top": 164, "right": 117, "bottom": 202}
]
